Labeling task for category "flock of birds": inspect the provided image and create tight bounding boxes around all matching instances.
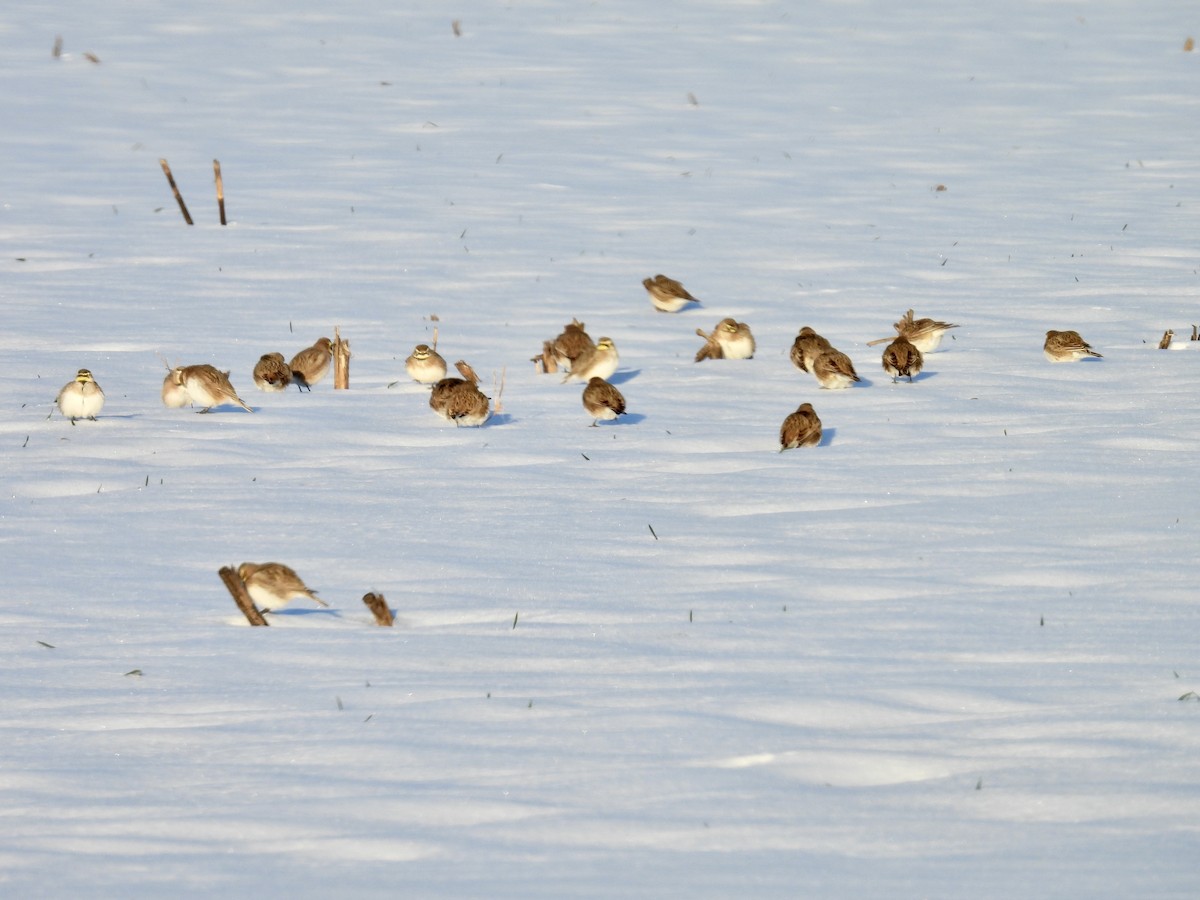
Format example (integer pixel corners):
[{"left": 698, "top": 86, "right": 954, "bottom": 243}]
[
  {"left": 53, "top": 272, "right": 1107, "bottom": 453},
  {"left": 47, "top": 273, "right": 1109, "bottom": 613}
]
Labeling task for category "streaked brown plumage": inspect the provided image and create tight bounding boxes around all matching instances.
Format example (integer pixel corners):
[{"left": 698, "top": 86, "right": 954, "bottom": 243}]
[
  {"left": 867, "top": 309, "right": 960, "bottom": 353},
  {"left": 642, "top": 274, "right": 700, "bottom": 313},
  {"left": 779, "top": 402, "right": 822, "bottom": 451},
  {"left": 237, "top": 562, "right": 328, "bottom": 611},
  {"left": 430, "top": 360, "right": 490, "bottom": 426},
  {"left": 56, "top": 368, "right": 105, "bottom": 423},
  {"left": 790, "top": 327, "right": 833, "bottom": 373},
  {"left": 882, "top": 336, "right": 923, "bottom": 383},
  {"left": 169, "top": 364, "right": 254, "bottom": 413},
  {"left": 551, "top": 319, "right": 595, "bottom": 373},
  {"left": 582, "top": 376, "right": 626, "bottom": 426},
  {"left": 1044, "top": 329, "right": 1103, "bottom": 362},
  {"left": 811, "top": 349, "right": 861, "bottom": 390},
  {"left": 289, "top": 337, "right": 333, "bottom": 390},
  {"left": 252, "top": 353, "right": 292, "bottom": 392},
  {"left": 405, "top": 343, "right": 447, "bottom": 384}
]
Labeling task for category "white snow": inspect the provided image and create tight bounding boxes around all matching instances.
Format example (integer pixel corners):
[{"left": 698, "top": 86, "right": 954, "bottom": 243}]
[{"left": 3, "top": 1, "right": 1200, "bottom": 896}]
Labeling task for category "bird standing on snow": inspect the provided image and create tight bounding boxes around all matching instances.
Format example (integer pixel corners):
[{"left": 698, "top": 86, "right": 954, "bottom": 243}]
[
  {"left": 695, "top": 318, "right": 755, "bottom": 361},
  {"left": 582, "top": 377, "right": 626, "bottom": 426},
  {"left": 811, "top": 348, "right": 861, "bottom": 390},
  {"left": 289, "top": 337, "right": 333, "bottom": 390},
  {"left": 56, "top": 369, "right": 105, "bottom": 423},
  {"left": 1043, "top": 329, "right": 1103, "bottom": 362},
  {"left": 779, "top": 402, "right": 822, "bottom": 450},
  {"left": 867, "top": 308, "right": 960, "bottom": 353},
  {"left": 882, "top": 336, "right": 923, "bottom": 383},
  {"left": 430, "top": 360, "right": 491, "bottom": 427},
  {"left": 168, "top": 365, "right": 254, "bottom": 413},
  {"left": 643, "top": 274, "right": 701, "bottom": 313},
  {"left": 252, "top": 353, "right": 292, "bottom": 392},
  {"left": 237, "top": 562, "right": 328, "bottom": 612},
  {"left": 789, "top": 326, "right": 833, "bottom": 373},
  {"left": 563, "top": 337, "right": 619, "bottom": 383},
  {"left": 405, "top": 344, "right": 447, "bottom": 384}
]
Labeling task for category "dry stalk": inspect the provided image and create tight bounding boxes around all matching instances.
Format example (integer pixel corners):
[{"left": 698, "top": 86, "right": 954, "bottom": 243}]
[
  {"left": 218, "top": 566, "right": 269, "bottom": 626},
  {"left": 362, "top": 592, "right": 394, "bottom": 626},
  {"left": 159, "top": 159, "right": 193, "bottom": 225},
  {"left": 1158, "top": 329, "right": 1174, "bottom": 350},
  {"left": 213, "top": 159, "right": 226, "bottom": 225},
  {"left": 333, "top": 326, "right": 351, "bottom": 389},
  {"left": 493, "top": 366, "right": 506, "bottom": 413}
]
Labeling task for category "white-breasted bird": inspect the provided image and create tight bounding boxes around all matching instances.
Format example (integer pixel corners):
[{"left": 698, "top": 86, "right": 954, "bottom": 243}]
[
  {"left": 1043, "top": 329, "right": 1103, "bottom": 362},
  {"left": 643, "top": 274, "right": 700, "bottom": 313},
  {"left": 289, "top": 337, "right": 333, "bottom": 390},
  {"left": 237, "top": 562, "right": 328, "bottom": 612},
  {"left": 405, "top": 344, "right": 448, "bottom": 384},
  {"left": 56, "top": 369, "right": 105, "bottom": 423},
  {"left": 582, "top": 376, "right": 626, "bottom": 426},
  {"left": 168, "top": 365, "right": 254, "bottom": 413}
]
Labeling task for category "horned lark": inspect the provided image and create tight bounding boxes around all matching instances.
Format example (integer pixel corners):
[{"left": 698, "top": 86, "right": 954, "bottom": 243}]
[
  {"left": 695, "top": 318, "right": 755, "bottom": 361},
  {"left": 1044, "top": 329, "right": 1103, "bottom": 362},
  {"left": 429, "top": 378, "right": 491, "bottom": 426},
  {"left": 867, "top": 309, "right": 960, "bottom": 353},
  {"left": 289, "top": 336, "right": 333, "bottom": 390},
  {"left": 169, "top": 365, "right": 254, "bottom": 413},
  {"left": 790, "top": 327, "right": 832, "bottom": 373},
  {"left": 551, "top": 319, "right": 595, "bottom": 373},
  {"left": 779, "top": 402, "right": 822, "bottom": 450},
  {"left": 882, "top": 336, "right": 923, "bottom": 383},
  {"left": 811, "top": 348, "right": 861, "bottom": 389},
  {"left": 582, "top": 376, "right": 626, "bottom": 426},
  {"left": 237, "top": 561, "right": 328, "bottom": 612},
  {"left": 405, "top": 343, "right": 447, "bottom": 384},
  {"left": 563, "top": 337, "right": 619, "bottom": 382},
  {"left": 252, "top": 352, "right": 292, "bottom": 392},
  {"left": 643, "top": 274, "right": 700, "bottom": 313},
  {"left": 56, "top": 369, "right": 104, "bottom": 422}
]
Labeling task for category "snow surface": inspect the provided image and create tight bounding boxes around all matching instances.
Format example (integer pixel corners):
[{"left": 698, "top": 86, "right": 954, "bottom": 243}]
[{"left": 3, "top": 1, "right": 1200, "bottom": 895}]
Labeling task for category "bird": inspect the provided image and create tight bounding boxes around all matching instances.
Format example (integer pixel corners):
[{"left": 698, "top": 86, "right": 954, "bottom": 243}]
[
  {"left": 289, "top": 337, "right": 333, "bottom": 390},
  {"left": 161, "top": 370, "right": 191, "bottom": 408},
  {"left": 643, "top": 274, "right": 700, "bottom": 313},
  {"left": 811, "top": 348, "right": 861, "bottom": 389},
  {"left": 1044, "top": 329, "right": 1103, "bottom": 362},
  {"left": 430, "top": 360, "right": 491, "bottom": 426},
  {"left": 582, "top": 377, "right": 626, "bottom": 426},
  {"left": 56, "top": 369, "right": 105, "bottom": 423},
  {"left": 405, "top": 343, "right": 447, "bottom": 384},
  {"left": 779, "top": 402, "right": 822, "bottom": 450},
  {"left": 563, "top": 337, "right": 619, "bottom": 383},
  {"left": 867, "top": 309, "right": 959, "bottom": 353},
  {"left": 252, "top": 353, "right": 292, "bottom": 392},
  {"left": 168, "top": 365, "right": 254, "bottom": 413},
  {"left": 695, "top": 318, "right": 755, "bottom": 361},
  {"left": 551, "top": 319, "right": 595, "bottom": 373},
  {"left": 882, "top": 336, "right": 924, "bottom": 383},
  {"left": 789, "top": 327, "right": 833, "bottom": 373},
  {"left": 237, "top": 562, "right": 328, "bottom": 612}
]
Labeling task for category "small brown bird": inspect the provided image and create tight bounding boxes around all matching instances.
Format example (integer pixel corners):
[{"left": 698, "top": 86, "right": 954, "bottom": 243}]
[
  {"left": 289, "top": 337, "right": 333, "bottom": 390},
  {"left": 405, "top": 343, "right": 448, "bottom": 384},
  {"left": 779, "top": 402, "right": 822, "bottom": 451},
  {"left": 55, "top": 369, "right": 105, "bottom": 423},
  {"left": 237, "top": 562, "right": 328, "bottom": 612},
  {"left": 252, "top": 353, "right": 292, "bottom": 392},
  {"left": 790, "top": 327, "right": 833, "bottom": 373},
  {"left": 563, "top": 337, "right": 619, "bottom": 382},
  {"left": 643, "top": 274, "right": 700, "bottom": 313},
  {"left": 1044, "top": 329, "right": 1103, "bottom": 362},
  {"left": 867, "top": 309, "right": 960, "bottom": 353},
  {"left": 582, "top": 376, "right": 626, "bottom": 426},
  {"left": 811, "top": 349, "right": 861, "bottom": 390},
  {"left": 551, "top": 319, "right": 595, "bottom": 373},
  {"left": 695, "top": 318, "right": 755, "bottom": 361},
  {"left": 430, "top": 361, "right": 490, "bottom": 426},
  {"left": 882, "top": 336, "right": 924, "bottom": 383},
  {"left": 169, "top": 365, "right": 254, "bottom": 412}
]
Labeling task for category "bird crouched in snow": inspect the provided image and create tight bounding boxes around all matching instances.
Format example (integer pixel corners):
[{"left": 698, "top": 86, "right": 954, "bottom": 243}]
[
  {"left": 643, "top": 274, "right": 700, "bottom": 313},
  {"left": 252, "top": 353, "right": 292, "bottom": 392},
  {"left": 866, "top": 308, "right": 960, "bottom": 354},
  {"left": 237, "top": 562, "right": 328, "bottom": 612},
  {"left": 695, "top": 318, "right": 755, "bottom": 361},
  {"left": 790, "top": 327, "right": 832, "bottom": 373},
  {"left": 429, "top": 360, "right": 491, "bottom": 426},
  {"left": 582, "top": 377, "right": 626, "bottom": 426},
  {"left": 289, "top": 336, "right": 333, "bottom": 390},
  {"left": 1043, "top": 329, "right": 1103, "bottom": 362},
  {"left": 167, "top": 365, "right": 254, "bottom": 412},
  {"left": 56, "top": 369, "right": 105, "bottom": 423},
  {"left": 882, "top": 336, "right": 923, "bottom": 383},
  {"left": 779, "top": 402, "right": 822, "bottom": 450},
  {"left": 811, "top": 348, "right": 861, "bottom": 390},
  {"left": 405, "top": 343, "right": 447, "bottom": 384},
  {"left": 562, "top": 337, "right": 619, "bottom": 383}
]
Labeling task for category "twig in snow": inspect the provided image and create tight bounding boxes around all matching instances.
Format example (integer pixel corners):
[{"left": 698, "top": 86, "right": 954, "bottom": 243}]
[
  {"left": 362, "top": 592, "right": 394, "bottom": 626},
  {"left": 218, "top": 566, "right": 269, "bottom": 626},
  {"left": 213, "top": 159, "right": 226, "bottom": 225},
  {"left": 159, "top": 159, "right": 193, "bottom": 225}
]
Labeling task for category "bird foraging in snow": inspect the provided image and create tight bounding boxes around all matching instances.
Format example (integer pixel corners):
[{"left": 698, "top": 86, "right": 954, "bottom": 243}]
[{"left": 237, "top": 562, "right": 328, "bottom": 612}]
